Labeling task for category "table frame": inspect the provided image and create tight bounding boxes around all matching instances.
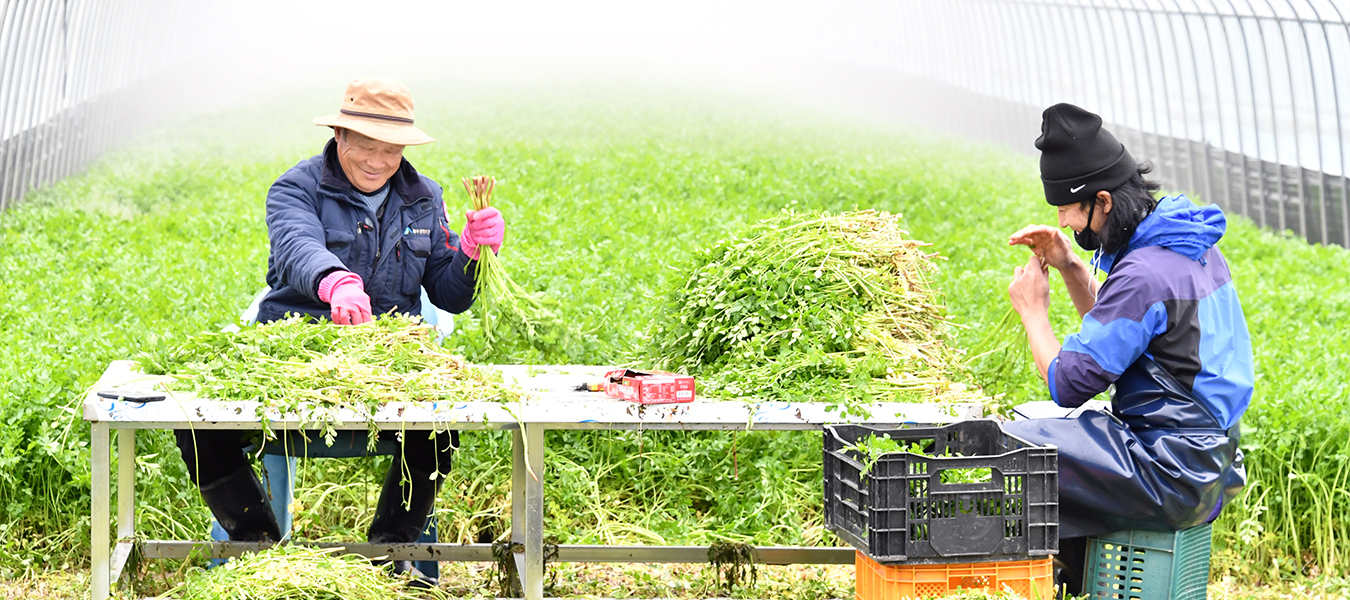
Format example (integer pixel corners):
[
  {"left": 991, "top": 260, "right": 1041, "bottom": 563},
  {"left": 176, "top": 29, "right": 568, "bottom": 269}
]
[{"left": 86, "top": 361, "right": 981, "bottom": 600}]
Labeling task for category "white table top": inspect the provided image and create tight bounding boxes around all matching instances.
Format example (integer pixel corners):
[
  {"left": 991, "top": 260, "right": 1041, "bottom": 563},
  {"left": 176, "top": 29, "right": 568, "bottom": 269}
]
[{"left": 84, "top": 361, "right": 983, "bottom": 430}]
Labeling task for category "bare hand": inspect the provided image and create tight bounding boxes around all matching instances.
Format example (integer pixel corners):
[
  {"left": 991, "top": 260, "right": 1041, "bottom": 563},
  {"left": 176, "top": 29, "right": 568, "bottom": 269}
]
[
  {"left": 1008, "top": 253, "right": 1050, "bottom": 319},
  {"left": 1008, "top": 224, "right": 1075, "bottom": 271}
]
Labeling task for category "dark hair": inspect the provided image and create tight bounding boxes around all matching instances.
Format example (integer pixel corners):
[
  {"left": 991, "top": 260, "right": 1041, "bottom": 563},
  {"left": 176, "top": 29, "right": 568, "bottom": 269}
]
[{"left": 1082, "top": 162, "right": 1162, "bottom": 254}]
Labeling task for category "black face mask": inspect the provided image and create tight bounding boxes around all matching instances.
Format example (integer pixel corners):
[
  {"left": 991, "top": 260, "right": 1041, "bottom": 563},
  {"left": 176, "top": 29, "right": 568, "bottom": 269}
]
[{"left": 1074, "top": 199, "right": 1102, "bottom": 251}]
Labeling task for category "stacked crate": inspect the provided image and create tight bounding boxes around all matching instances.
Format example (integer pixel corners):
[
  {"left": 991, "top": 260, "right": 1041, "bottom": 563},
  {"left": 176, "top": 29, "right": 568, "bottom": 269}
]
[
  {"left": 823, "top": 421, "right": 1059, "bottom": 599},
  {"left": 1083, "top": 524, "right": 1214, "bottom": 599}
]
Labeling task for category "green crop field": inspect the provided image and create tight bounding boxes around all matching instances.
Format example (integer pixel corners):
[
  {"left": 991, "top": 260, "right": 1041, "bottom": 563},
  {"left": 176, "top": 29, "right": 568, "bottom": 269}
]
[{"left": 1, "top": 80, "right": 1348, "bottom": 598}]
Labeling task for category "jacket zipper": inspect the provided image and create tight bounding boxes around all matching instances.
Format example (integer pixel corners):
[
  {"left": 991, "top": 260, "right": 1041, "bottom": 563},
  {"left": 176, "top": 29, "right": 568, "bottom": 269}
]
[{"left": 358, "top": 220, "right": 378, "bottom": 263}]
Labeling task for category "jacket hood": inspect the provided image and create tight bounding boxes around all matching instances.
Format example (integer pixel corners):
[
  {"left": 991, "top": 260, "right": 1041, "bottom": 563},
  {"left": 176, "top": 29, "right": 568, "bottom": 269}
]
[{"left": 1097, "top": 195, "right": 1226, "bottom": 272}]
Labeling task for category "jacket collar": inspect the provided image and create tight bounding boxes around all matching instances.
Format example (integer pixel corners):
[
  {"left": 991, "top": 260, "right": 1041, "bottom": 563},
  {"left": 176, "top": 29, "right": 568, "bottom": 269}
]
[{"left": 318, "top": 138, "right": 432, "bottom": 204}]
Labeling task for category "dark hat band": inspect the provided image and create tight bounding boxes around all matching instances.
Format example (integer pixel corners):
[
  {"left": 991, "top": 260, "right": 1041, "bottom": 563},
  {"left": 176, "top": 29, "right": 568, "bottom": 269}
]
[{"left": 340, "top": 109, "right": 414, "bottom": 124}]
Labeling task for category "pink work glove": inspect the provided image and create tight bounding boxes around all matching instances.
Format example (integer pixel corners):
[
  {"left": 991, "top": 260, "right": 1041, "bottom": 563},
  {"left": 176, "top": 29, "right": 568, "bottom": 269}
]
[
  {"left": 317, "top": 270, "right": 372, "bottom": 325},
  {"left": 460, "top": 207, "right": 505, "bottom": 261}
]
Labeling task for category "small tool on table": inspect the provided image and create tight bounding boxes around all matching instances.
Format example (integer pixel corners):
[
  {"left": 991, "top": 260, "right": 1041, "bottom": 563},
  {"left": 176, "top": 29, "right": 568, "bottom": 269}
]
[{"left": 97, "top": 389, "right": 167, "bottom": 402}]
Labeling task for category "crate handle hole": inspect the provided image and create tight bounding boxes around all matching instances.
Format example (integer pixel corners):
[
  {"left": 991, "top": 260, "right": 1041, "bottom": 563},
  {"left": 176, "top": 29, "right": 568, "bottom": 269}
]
[
  {"left": 939, "top": 467, "right": 992, "bottom": 484},
  {"left": 951, "top": 575, "right": 995, "bottom": 589}
]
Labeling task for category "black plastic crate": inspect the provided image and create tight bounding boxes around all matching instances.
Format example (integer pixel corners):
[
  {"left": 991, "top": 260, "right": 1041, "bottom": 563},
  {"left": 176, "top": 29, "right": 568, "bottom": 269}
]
[{"left": 823, "top": 420, "right": 1058, "bottom": 565}]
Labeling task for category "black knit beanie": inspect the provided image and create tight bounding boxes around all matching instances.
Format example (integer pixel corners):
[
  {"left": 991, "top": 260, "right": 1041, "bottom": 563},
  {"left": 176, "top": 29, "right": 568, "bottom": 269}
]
[{"left": 1035, "top": 103, "right": 1136, "bottom": 206}]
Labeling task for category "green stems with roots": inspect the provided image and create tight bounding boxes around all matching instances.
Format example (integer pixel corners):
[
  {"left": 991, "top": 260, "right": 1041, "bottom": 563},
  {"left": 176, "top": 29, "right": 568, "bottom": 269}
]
[{"left": 461, "top": 175, "right": 567, "bottom": 354}]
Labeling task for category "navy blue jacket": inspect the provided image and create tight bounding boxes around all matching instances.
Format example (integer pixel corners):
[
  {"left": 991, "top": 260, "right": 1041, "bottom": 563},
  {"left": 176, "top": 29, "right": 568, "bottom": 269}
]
[{"left": 256, "top": 140, "right": 477, "bottom": 324}]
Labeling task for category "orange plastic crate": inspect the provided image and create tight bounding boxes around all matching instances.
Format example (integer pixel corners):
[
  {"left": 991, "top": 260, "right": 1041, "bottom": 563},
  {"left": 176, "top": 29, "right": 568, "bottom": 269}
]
[{"left": 855, "top": 551, "right": 1055, "bottom": 600}]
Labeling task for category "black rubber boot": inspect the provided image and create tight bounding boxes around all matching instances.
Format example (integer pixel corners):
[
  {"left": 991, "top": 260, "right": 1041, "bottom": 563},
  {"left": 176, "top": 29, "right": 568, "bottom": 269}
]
[
  {"left": 368, "top": 462, "right": 441, "bottom": 589},
  {"left": 1054, "top": 537, "right": 1088, "bottom": 598},
  {"left": 198, "top": 465, "right": 283, "bottom": 542}
]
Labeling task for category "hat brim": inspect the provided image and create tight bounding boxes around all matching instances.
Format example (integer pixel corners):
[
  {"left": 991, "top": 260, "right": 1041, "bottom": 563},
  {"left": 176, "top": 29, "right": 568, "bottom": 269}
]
[{"left": 314, "top": 114, "right": 434, "bottom": 146}]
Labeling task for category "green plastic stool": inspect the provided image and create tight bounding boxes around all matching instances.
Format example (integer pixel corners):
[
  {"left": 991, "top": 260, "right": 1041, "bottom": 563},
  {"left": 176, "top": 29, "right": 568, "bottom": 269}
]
[{"left": 1082, "top": 523, "right": 1212, "bottom": 599}]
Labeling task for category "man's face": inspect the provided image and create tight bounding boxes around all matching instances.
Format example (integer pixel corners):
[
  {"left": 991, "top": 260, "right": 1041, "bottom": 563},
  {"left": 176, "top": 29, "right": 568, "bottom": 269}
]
[
  {"left": 335, "top": 128, "right": 405, "bottom": 193},
  {"left": 1056, "top": 192, "right": 1111, "bottom": 234},
  {"left": 1057, "top": 202, "right": 1091, "bottom": 233}
]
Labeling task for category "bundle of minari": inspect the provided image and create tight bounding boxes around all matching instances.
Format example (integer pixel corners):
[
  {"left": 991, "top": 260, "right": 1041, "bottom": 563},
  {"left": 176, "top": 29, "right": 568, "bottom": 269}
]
[
  {"left": 136, "top": 315, "right": 524, "bottom": 449},
  {"left": 647, "top": 209, "right": 985, "bottom": 417}
]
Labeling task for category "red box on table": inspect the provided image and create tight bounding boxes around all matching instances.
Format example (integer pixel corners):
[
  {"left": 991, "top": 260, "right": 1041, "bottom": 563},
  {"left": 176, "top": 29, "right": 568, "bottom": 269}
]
[{"left": 603, "top": 369, "right": 696, "bottom": 404}]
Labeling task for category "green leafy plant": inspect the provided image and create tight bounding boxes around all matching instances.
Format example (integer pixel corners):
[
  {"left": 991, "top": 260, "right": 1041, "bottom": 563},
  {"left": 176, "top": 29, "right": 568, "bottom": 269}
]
[
  {"left": 647, "top": 209, "right": 983, "bottom": 418},
  {"left": 962, "top": 307, "right": 1030, "bottom": 418},
  {"left": 842, "top": 434, "right": 988, "bottom": 484},
  {"left": 134, "top": 314, "right": 525, "bottom": 450},
  {"left": 706, "top": 540, "right": 756, "bottom": 595},
  {"left": 156, "top": 544, "right": 450, "bottom": 600},
  {"left": 842, "top": 434, "right": 927, "bottom": 477}
]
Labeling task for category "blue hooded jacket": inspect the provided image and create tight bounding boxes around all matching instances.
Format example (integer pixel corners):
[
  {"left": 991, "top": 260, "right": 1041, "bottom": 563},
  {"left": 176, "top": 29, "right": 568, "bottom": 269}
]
[{"left": 1047, "top": 195, "right": 1255, "bottom": 429}]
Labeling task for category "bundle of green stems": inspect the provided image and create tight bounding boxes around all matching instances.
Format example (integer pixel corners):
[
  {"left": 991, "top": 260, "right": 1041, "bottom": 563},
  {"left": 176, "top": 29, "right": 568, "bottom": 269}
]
[{"left": 461, "top": 175, "right": 564, "bottom": 352}]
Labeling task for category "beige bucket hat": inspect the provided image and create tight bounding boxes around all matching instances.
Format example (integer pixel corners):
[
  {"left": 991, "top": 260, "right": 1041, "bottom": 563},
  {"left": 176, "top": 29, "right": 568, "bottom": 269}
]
[{"left": 313, "top": 77, "right": 434, "bottom": 146}]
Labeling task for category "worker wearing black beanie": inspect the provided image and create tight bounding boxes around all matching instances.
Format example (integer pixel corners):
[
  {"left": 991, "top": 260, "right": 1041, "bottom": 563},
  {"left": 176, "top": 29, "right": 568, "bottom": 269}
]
[
  {"left": 1033, "top": 103, "right": 1150, "bottom": 254},
  {"left": 1003, "top": 103, "right": 1251, "bottom": 598}
]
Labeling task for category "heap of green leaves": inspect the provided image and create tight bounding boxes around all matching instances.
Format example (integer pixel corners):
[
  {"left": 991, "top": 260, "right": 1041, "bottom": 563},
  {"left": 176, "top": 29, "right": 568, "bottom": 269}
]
[
  {"left": 135, "top": 314, "right": 525, "bottom": 450},
  {"left": 647, "top": 209, "right": 981, "bottom": 417},
  {"left": 159, "top": 544, "right": 450, "bottom": 600}
]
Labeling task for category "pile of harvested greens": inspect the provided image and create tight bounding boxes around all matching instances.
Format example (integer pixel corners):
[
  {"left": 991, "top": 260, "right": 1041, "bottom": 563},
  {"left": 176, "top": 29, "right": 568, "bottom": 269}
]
[
  {"left": 157, "top": 544, "right": 449, "bottom": 600},
  {"left": 647, "top": 209, "right": 983, "bottom": 416},
  {"left": 136, "top": 315, "right": 525, "bottom": 448}
]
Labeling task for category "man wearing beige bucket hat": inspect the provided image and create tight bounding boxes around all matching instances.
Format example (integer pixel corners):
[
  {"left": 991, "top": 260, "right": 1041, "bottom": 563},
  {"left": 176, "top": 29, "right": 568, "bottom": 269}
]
[{"left": 174, "top": 77, "right": 503, "bottom": 587}]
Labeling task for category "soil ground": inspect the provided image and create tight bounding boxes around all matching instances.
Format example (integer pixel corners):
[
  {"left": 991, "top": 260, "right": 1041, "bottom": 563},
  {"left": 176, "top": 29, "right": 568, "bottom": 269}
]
[{"left": 2, "top": 563, "right": 1344, "bottom": 599}]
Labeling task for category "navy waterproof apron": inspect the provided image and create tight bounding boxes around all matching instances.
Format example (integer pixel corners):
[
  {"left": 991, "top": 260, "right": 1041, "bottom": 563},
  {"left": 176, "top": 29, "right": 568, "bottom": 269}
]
[{"left": 1002, "top": 356, "right": 1246, "bottom": 539}]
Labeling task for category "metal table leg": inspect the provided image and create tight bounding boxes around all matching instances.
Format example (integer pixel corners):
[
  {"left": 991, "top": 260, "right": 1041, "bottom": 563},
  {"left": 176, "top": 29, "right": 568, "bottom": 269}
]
[
  {"left": 91, "top": 423, "right": 110, "bottom": 600},
  {"left": 523, "top": 424, "right": 544, "bottom": 600},
  {"left": 511, "top": 429, "right": 526, "bottom": 590},
  {"left": 118, "top": 430, "right": 135, "bottom": 538},
  {"left": 510, "top": 425, "right": 546, "bottom": 600},
  {"left": 110, "top": 430, "right": 136, "bottom": 581}
]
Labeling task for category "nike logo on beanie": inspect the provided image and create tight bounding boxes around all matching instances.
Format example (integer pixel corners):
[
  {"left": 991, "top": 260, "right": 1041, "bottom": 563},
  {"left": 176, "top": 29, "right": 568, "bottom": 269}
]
[{"left": 1071, "top": 184, "right": 1086, "bottom": 193}]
